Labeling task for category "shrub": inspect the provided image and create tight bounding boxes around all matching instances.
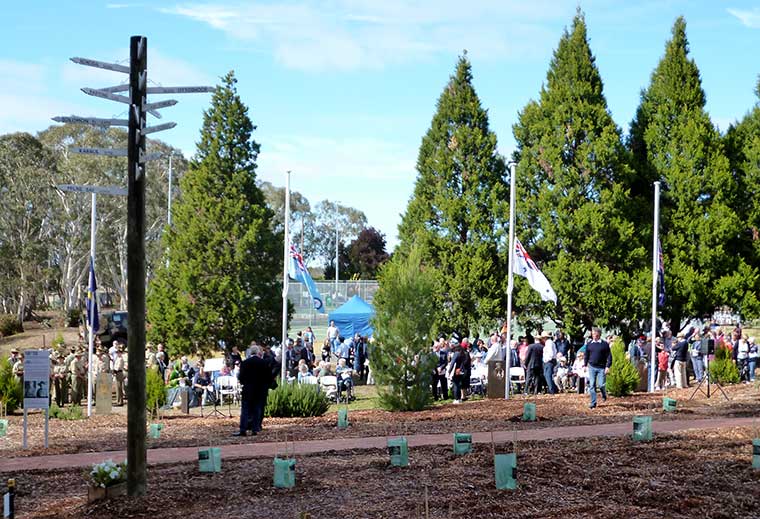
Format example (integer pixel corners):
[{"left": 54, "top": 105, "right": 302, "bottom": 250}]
[
  {"left": 710, "top": 345, "right": 739, "bottom": 384},
  {"left": 265, "top": 382, "right": 330, "bottom": 418},
  {"left": 0, "top": 314, "right": 23, "bottom": 338},
  {"left": 49, "top": 403, "right": 85, "bottom": 420},
  {"left": 606, "top": 338, "right": 640, "bottom": 397},
  {"left": 52, "top": 333, "right": 65, "bottom": 349},
  {"left": 0, "top": 357, "right": 22, "bottom": 413},
  {"left": 146, "top": 367, "right": 166, "bottom": 417}
]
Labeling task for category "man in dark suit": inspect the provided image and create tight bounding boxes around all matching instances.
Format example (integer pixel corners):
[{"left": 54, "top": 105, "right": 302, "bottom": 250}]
[
  {"left": 525, "top": 336, "right": 544, "bottom": 395},
  {"left": 234, "top": 345, "right": 273, "bottom": 437}
]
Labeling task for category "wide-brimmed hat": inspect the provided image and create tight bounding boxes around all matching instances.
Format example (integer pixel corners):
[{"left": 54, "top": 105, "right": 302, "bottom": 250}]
[
  {"left": 539, "top": 331, "right": 552, "bottom": 339},
  {"left": 10, "top": 348, "right": 19, "bottom": 354}
]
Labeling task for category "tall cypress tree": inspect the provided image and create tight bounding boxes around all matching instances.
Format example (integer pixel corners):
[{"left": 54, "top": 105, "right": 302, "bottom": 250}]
[
  {"left": 147, "top": 71, "right": 284, "bottom": 355},
  {"left": 629, "top": 18, "right": 759, "bottom": 326},
  {"left": 512, "top": 11, "right": 646, "bottom": 337},
  {"left": 397, "top": 54, "right": 508, "bottom": 335}
]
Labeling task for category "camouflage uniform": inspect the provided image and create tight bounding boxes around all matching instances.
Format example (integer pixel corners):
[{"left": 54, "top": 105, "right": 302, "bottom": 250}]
[
  {"left": 69, "top": 351, "right": 86, "bottom": 405},
  {"left": 52, "top": 354, "right": 68, "bottom": 407}
]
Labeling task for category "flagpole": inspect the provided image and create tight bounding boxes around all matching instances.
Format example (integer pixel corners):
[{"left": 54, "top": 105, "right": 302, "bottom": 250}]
[
  {"left": 650, "top": 181, "right": 661, "bottom": 393},
  {"left": 87, "top": 192, "right": 96, "bottom": 417},
  {"left": 281, "top": 171, "right": 291, "bottom": 382},
  {"left": 505, "top": 162, "right": 516, "bottom": 400}
]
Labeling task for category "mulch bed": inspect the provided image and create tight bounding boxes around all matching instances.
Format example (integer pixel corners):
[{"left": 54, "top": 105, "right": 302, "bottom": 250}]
[
  {"left": 12, "top": 425, "right": 760, "bottom": 518},
  {"left": 2, "top": 384, "right": 759, "bottom": 459}
]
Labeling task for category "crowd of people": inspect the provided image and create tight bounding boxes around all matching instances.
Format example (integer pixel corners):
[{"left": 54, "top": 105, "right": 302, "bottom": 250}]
[{"left": 427, "top": 321, "right": 757, "bottom": 409}]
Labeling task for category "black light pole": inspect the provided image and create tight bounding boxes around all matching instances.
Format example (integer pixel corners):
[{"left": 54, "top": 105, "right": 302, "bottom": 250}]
[{"left": 126, "top": 34, "right": 148, "bottom": 497}]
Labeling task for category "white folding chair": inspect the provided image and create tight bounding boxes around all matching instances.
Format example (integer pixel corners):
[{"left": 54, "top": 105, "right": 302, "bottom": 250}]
[
  {"left": 319, "top": 375, "right": 338, "bottom": 400},
  {"left": 509, "top": 367, "right": 526, "bottom": 393},
  {"left": 216, "top": 375, "right": 238, "bottom": 412}
]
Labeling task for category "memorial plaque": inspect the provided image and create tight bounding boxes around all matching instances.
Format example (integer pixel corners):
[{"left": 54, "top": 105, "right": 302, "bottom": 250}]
[
  {"left": 179, "top": 388, "right": 189, "bottom": 414},
  {"left": 96, "top": 373, "right": 113, "bottom": 415},
  {"left": 487, "top": 360, "right": 506, "bottom": 399}
]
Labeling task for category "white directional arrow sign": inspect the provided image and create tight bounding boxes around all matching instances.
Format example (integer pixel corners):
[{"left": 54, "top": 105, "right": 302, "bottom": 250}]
[
  {"left": 57, "top": 184, "right": 128, "bottom": 196},
  {"left": 145, "top": 99, "right": 178, "bottom": 111},
  {"left": 143, "top": 122, "right": 177, "bottom": 134},
  {"left": 52, "top": 116, "right": 129, "bottom": 127},
  {"left": 140, "top": 152, "right": 163, "bottom": 162},
  {"left": 82, "top": 87, "right": 162, "bottom": 118},
  {"left": 70, "top": 146, "right": 128, "bottom": 157},
  {"left": 97, "top": 85, "right": 129, "bottom": 93},
  {"left": 70, "top": 57, "right": 129, "bottom": 74},
  {"left": 146, "top": 86, "right": 215, "bottom": 94}
]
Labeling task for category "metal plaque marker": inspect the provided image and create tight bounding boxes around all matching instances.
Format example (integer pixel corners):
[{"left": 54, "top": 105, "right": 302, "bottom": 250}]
[
  {"left": 71, "top": 57, "right": 129, "bottom": 74},
  {"left": 70, "top": 146, "right": 128, "bottom": 157},
  {"left": 52, "top": 116, "right": 129, "bottom": 127}
]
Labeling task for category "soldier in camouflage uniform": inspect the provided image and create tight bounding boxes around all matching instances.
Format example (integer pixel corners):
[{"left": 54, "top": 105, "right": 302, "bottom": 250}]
[
  {"left": 62, "top": 345, "right": 77, "bottom": 405},
  {"left": 69, "top": 349, "right": 87, "bottom": 406},
  {"left": 52, "top": 352, "right": 68, "bottom": 407}
]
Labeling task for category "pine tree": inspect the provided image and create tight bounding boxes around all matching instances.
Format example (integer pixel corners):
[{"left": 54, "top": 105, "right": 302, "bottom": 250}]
[
  {"left": 147, "top": 71, "right": 284, "bottom": 355},
  {"left": 397, "top": 54, "right": 508, "bottom": 335},
  {"left": 370, "top": 244, "right": 438, "bottom": 411},
  {"left": 512, "top": 11, "right": 646, "bottom": 338},
  {"left": 629, "top": 18, "right": 759, "bottom": 326}
]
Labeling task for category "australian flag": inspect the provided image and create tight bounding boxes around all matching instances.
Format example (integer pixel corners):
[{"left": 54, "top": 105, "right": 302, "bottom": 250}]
[
  {"left": 657, "top": 239, "right": 666, "bottom": 307},
  {"left": 289, "top": 244, "right": 325, "bottom": 314},
  {"left": 86, "top": 257, "right": 99, "bottom": 332}
]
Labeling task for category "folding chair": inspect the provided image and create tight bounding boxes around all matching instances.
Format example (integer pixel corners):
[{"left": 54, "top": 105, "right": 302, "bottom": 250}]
[{"left": 509, "top": 367, "right": 526, "bottom": 394}]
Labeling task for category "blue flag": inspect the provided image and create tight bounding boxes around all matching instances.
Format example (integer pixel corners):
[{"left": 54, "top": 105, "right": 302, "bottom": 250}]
[
  {"left": 288, "top": 244, "right": 325, "bottom": 314},
  {"left": 87, "top": 257, "right": 100, "bottom": 331}
]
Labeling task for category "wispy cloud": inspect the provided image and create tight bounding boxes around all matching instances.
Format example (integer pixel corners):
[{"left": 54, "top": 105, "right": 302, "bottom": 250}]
[
  {"left": 727, "top": 7, "right": 760, "bottom": 28},
  {"left": 0, "top": 60, "right": 84, "bottom": 135},
  {"left": 161, "top": 1, "right": 569, "bottom": 71}
]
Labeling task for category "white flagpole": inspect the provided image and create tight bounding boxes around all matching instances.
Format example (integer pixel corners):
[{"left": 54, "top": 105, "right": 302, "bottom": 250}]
[
  {"left": 505, "top": 162, "right": 517, "bottom": 400},
  {"left": 87, "top": 192, "right": 96, "bottom": 417},
  {"left": 650, "top": 181, "right": 661, "bottom": 393},
  {"left": 281, "top": 171, "right": 291, "bottom": 382}
]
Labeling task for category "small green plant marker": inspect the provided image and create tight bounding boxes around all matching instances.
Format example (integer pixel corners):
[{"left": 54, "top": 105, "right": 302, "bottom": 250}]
[
  {"left": 752, "top": 439, "right": 760, "bottom": 469},
  {"left": 662, "top": 397, "right": 677, "bottom": 412},
  {"left": 149, "top": 423, "right": 163, "bottom": 439},
  {"left": 495, "top": 453, "right": 517, "bottom": 490},
  {"left": 273, "top": 457, "right": 296, "bottom": 488},
  {"left": 387, "top": 437, "right": 409, "bottom": 467},
  {"left": 453, "top": 433, "right": 472, "bottom": 455},
  {"left": 522, "top": 402, "right": 536, "bottom": 421},
  {"left": 198, "top": 447, "right": 222, "bottom": 472},
  {"left": 0, "top": 419, "right": 7, "bottom": 437},
  {"left": 337, "top": 408, "right": 349, "bottom": 429},
  {"left": 632, "top": 416, "right": 652, "bottom": 442}
]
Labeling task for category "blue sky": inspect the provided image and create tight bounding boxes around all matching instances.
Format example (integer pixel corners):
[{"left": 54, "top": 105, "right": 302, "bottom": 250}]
[{"left": 3, "top": 1, "right": 760, "bottom": 251}]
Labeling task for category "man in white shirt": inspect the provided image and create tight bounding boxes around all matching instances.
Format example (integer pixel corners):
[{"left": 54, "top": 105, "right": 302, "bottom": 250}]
[
  {"left": 327, "top": 321, "right": 340, "bottom": 351},
  {"left": 541, "top": 331, "right": 558, "bottom": 394}
]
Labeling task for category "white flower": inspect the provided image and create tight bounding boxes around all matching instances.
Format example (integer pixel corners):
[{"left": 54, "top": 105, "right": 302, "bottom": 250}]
[{"left": 109, "top": 470, "right": 119, "bottom": 480}]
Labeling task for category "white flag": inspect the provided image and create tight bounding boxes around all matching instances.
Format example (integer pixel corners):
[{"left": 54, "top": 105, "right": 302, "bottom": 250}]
[{"left": 513, "top": 238, "right": 557, "bottom": 304}]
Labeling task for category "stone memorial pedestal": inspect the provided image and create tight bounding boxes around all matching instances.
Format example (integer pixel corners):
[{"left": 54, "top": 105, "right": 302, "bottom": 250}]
[
  {"left": 487, "top": 360, "right": 506, "bottom": 399},
  {"left": 95, "top": 373, "right": 113, "bottom": 415}
]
